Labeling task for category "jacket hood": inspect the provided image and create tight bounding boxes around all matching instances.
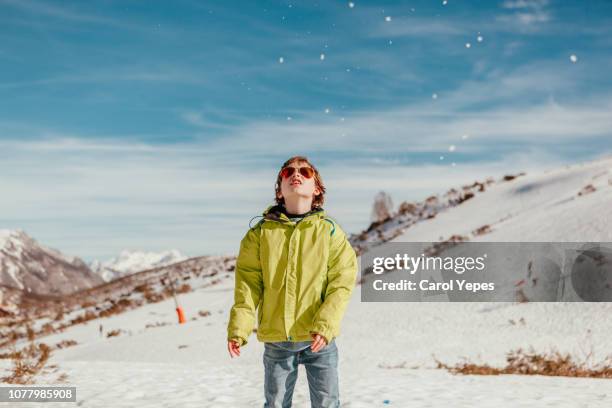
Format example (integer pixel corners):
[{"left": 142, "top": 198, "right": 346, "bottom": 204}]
[
  {"left": 249, "top": 204, "right": 326, "bottom": 228},
  {"left": 263, "top": 203, "right": 325, "bottom": 222}
]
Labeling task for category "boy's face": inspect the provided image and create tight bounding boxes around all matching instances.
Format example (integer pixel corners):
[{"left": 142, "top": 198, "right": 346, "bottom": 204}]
[{"left": 278, "top": 161, "right": 321, "bottom": 205}]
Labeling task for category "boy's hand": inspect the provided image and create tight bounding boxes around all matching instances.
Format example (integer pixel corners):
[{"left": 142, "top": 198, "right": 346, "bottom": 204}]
[
  {"left": 310, "top": 333, "right": 328, "bottom": 353},
  {"left": 228, "top": 339, "right": 241, "bottom": 358}
]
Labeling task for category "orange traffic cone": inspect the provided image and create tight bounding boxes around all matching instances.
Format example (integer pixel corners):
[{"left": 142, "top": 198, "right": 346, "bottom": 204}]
[{"left": 176, "top": 306, "right": 186, "bottom": 324}]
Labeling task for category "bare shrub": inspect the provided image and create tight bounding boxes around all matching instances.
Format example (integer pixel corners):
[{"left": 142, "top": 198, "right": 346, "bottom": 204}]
[
  {"left": 578, "top": 184, "right": 596, "bottom": 196},
  {"left": 106, "top": 329, "right": 122, "bottom": 338},
  {"left": 176, "top": 283, "right": 191, "bottom": 294},
  {"left": 1, "top": 342, "right": 51, "bottom": 384},
  {"left": 436, "top": 348, "right": 612, "bottom": 378},
  {"left": 472, "top": 225, "right": 492, "bottom": 236},
  {"left": 54, "top": 340, "right": 78, "bottom": 350}
]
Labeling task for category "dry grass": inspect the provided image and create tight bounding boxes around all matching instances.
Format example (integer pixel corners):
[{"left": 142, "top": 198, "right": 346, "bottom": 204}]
[
  {"left": 145, "top": 321, "right": 171, "bottom": 329},
  {"left": 106, "top": 329, "right": 123, "bottom": 338},
  {"left": 54, "top": 339, "right": 78, "bottom": 350},
  {"left": 436, "top": 348, "right": 612, "bottom": 378},
  {"left": 578, "top": 184, "right": 596, "bottom": 196},
  {"left": 472, "top": 224, "right": 492, "bottom": 236},
  {"left": 1, "top": 342, "right": 52, "bottom": 384}
]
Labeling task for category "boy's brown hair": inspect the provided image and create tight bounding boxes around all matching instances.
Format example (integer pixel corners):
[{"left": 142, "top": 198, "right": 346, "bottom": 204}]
[{"left": 275, "top": 155, "right": 326, "bottom": 209}]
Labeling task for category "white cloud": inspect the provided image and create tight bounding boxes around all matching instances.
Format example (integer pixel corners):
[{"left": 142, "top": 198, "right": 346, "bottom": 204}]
[
  {"left": 502, "top": 0, "right": 549, "bottom": 10},
  {"left": 2, "top": 58, "right": 611, "bottom": 260},
  {"left": 499, "top": 0, "right": 551, "bottom": 29}
]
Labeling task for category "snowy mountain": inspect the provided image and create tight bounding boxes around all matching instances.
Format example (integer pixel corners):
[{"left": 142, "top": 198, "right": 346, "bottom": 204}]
[
  {"left": 90, "top": 249, "right": 189, "bottom": 282},
  {"left": 0, "top": 229, "right": 103, "bottom": 296},
  {"left": 350, "top": 155, "right": 612, "bottom": 253}
]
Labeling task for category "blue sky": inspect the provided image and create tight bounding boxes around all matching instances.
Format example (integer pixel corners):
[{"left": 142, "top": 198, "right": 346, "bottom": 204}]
[{"left": 1, "top": 0, "right": 611, "bottom": 262}]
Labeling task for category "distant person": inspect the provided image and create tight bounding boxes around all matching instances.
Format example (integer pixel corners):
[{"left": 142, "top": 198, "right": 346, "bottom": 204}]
[{"left": 227, "top": 155, "right": 358, "bottom": 407}]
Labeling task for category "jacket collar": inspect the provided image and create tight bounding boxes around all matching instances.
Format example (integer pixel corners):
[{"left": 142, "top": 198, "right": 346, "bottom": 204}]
[{"left": 262, "top": 204, "right": 325, "bottom": 225}]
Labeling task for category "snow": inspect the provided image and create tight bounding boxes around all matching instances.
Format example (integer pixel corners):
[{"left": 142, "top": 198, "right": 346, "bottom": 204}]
[
  {"left": 2, "top": 157, "right": 612, "bottom": 406},
  {"left": 320, "top": 53, "right": 325, "bottom": 61},
  {"left": 4, "top": 262, "right": 23, "bottom": 289},
  {"left": 0, "top": 229, "right": 13, "bottom": 250},
  {"left": 393, "top": 155, "right": 612, "bottom": 243},
  {"left": 0, "top": 229, "right": 25, "bottom": 255},
  {"left": 4, "top": 274, "right": 612, "bottom": 407},
  {"left": 90, "top": 249, "right": 188, "bottom": 282},
  {"left": 570, "top": 54, "right": 578, "bottom": 63},
  {"left": 1, "top": 230, "right": 26, "bottom": 288}
]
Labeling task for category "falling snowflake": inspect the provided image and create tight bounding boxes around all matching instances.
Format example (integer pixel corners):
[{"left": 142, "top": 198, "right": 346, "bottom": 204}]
[
  {"left": 388, "top": 40, "right": 393, "bottom": 45},
  {"left": 477, "top": 35, "right": 483, "bottom": 42},
  {"left": 465, "top": 42, "right": 471, "bottom": 48},
  {"left": 432, "top": 93, "right": 438, "bottom": 99},
  {"left": 320, "top": 53, "right": 326, "bottom": 61},
  {"left": 443, "top": 0, "right": 448, "bottom": 5},
  {"left": 279, "top": 57, "right": 284, "bottom": 64},
  {"left": 340, "top": 117, "right": 345, "bottom": 122},
  {"left": 570, "top": 54, "right": 578, "bottom": 63},
  {"left": 452, "top": 162, "right": 456, "bottom": 167},
  {"left": 385, "top": 16, "right": 392, "bottom": 22},
  {"left": 448, "top": 145, "right": 456, "bottom": 152},
  {"left": 325, "top": 108, "right": 330, "bottom": 114},
  {"left": 287, "top": 116, "right": 292, "bottom": 121},
  {"left": 440, "top": 155, "right": 445, "bottom": 160},
  {"left": 461, "top": 134, "right": 469, "bottom": 140},
  {"left": 348, "top": 2, "right": 355, "bottom": 8}
]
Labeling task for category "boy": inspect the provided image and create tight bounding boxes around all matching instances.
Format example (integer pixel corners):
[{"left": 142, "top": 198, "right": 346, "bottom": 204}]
[{"left": 227, "top": 155, "right": 358, "bottom": 408}]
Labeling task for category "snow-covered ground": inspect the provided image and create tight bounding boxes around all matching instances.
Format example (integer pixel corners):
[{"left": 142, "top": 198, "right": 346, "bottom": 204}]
[
  {"left": 392, "top": 155, "right": 612, "bottom": 243},
  {"left": 2, "top": 156, "right": 612, "bottom": 407},
  {"left": 2, "top": 276, "right": 611, "bottom": 407}
]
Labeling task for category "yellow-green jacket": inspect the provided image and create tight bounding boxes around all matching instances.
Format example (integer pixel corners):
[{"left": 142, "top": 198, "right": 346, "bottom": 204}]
[{"left": 227, "top": 204, "right": 358, "bottom": 346}]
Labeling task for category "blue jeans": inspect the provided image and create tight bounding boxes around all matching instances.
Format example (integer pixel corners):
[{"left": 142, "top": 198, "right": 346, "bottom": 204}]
[{"left": 263, "top": 339, "right": 340, "bottom": 408}]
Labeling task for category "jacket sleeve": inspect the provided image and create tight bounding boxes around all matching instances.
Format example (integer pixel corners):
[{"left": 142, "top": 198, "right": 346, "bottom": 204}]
[
  {"left": 227, "top": 226, "right": 263, "bottom": 347},
  {"left": 310, "top": 223, "right": 358, "bottom": 343}
]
